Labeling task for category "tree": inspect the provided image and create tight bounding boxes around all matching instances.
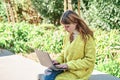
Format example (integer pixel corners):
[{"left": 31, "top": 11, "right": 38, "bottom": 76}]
[
  {"left": 68, "top": 0, "right": 72, "bottom": 10},
  {"left": 64, "top": 0, "right": 73, "bottom": 11},
  {"left": 31, "top": 0, "right": 82, "bottom": 25},
  {"left": 31, "top": 0, "right": 64, "bottom": 25},
  {"left": 81, "top": 0, "right": 120, "bottom": 29},
  {"left": 77, "top": 0, "right": 80, "bottom": 16},
  {"left": 64, "top": 0, "right": 81, "bottom": 16},
  {"left": 4, "top": 0, "right": 18, "bottom": 23},
  {"left": 64, "top": 0, "right": 67, "bottom": 11},
  {"left": 16, "top": 0, "right": 41, "bottom": 25}
]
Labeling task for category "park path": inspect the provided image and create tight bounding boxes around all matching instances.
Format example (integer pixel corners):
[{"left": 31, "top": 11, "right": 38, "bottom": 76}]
[
  {"left": 0, "top": 49, "right": 120, "bottom": 80},
  {"left": 0, "top": 49, "right": 47, "bottom": 80}
]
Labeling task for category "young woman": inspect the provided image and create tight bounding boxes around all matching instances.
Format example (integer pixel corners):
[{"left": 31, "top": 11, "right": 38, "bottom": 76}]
[{"left": 44, "top": 10, "right": 96, "bottom": 80}]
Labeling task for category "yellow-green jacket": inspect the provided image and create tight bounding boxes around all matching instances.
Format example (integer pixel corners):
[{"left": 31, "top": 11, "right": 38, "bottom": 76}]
[{"left": 55, "top": 34, "right": 96, "bottom": 80}]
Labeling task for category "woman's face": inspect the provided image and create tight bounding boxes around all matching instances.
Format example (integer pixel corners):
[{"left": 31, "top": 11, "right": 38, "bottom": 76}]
[{"left": 62, "top": 23, "right": 77, "bottom": 34}]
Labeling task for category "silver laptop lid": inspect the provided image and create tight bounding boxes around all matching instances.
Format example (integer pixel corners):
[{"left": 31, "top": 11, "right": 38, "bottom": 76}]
[
  {"left": 35, "top": 49, "right": 66, "bottom": 70},
  {"left": 35, "top": 49, "right": 53, "bottom": 68}
]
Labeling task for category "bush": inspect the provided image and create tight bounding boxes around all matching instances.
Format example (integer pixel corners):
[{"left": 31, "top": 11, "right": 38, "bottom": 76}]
[
  {"left": 94, "top": 28, "right": 120, "bottom": 78},
  {"left": 0, "top": 22, "right": 33, "bottom": 53},
  {"left": 0, "top": 1, "right": 7, "bottom": 22},
  {"left": 28, "top": 24, "right": 64, "bottom": 53},
  {"left": 95, "top": 60, "right": 120, "bottom": 78},
  {"left": 94, "top": 28, "right": 120, "bottom": 65},
  {"left": 0, "top": 22, "right": 64, "bottom": 54},
  {"left": 81, "top": 0, "right": 120, "bottom": 30}
]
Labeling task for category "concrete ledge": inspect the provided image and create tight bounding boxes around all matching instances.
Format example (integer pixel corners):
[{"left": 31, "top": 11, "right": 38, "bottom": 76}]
[
  {"left": 38, "top": 70, "right": 120, "bottom": 80},
  {"left": 89, "top": 70, "right": 120, "bottom": 80}
]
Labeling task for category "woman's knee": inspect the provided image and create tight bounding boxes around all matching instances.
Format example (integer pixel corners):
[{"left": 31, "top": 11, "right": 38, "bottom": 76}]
[{"left": 44, "top": 70, "right": 63, "bottom": 80}]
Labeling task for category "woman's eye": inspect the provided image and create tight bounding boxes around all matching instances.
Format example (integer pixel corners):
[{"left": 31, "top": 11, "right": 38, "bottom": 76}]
[{"left": 65, "top": 26, "right": 69, "bottom": 28}]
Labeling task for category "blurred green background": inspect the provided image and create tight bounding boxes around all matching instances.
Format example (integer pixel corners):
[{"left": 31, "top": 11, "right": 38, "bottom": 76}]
[{"left": 0, "top": 0, "right": 120, "bottom": 78}]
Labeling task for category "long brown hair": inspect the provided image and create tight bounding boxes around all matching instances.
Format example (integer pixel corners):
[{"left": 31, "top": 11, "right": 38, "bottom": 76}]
[{"left": 60, "top": 10, "right": 94, "bottom": 42}]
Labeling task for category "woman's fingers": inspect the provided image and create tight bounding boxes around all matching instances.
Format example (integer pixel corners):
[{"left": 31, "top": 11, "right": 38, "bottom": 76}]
[{"left": 55, "top": 64, "right": 68, "bottom": 69}]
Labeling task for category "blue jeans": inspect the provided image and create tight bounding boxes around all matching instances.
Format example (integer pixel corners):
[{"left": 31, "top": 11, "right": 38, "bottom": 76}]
[{"left": 44, "top": 69, "right": 64, "bottom": 80}]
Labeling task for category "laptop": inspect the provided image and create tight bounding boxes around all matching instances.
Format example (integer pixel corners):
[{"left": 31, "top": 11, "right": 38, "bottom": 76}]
[{"left": 35, "top": 49, "right": 66, "bottom": 70}]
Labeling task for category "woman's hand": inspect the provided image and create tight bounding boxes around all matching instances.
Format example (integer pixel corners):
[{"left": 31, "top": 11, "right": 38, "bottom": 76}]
[
  {"left": 55, "top": 64, "right": 68, "bottom": 69},
  {"left": 52, "top": 60, "right": 60, "bottom": 65}
]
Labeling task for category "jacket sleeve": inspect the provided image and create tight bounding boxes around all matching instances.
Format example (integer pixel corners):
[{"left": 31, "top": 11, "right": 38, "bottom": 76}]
[
  {"left": 66, "top": 37, "right": 96, "bottom": 70},
  {"left": 55, "top": 50, "right": 64, "bottom": 64}
]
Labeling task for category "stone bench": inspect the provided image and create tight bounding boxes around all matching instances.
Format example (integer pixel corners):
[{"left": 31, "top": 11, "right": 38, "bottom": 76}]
[
  {"left": 89, "top": 70, "right": 120, "bottom": 80},
  {"left": 0, "top": 49, "right": 119, "bottom": 80},
  {"left": 38, "top": 70, "right": 120, "bottom": 80}
]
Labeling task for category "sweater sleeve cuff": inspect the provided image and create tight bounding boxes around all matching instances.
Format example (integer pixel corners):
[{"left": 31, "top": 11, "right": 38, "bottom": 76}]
[
  {"left": 55, "top": 58, "right": 63, "bottom": 64},
  {"left": 66, "top": 61, "right": 74, "bottom": 70}
]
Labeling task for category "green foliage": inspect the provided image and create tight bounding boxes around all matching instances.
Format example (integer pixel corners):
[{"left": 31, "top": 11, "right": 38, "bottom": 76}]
[
  {"left": 94, "top": 28, "right": 120, "bottom": 78},
  {"left": 28, "top": 24, "right": 64, "bottom": 53},
  {"left": 95, "top": 60, "right": 120, "bottom": 78},
  {"left": 30, "top": 0, "right": 64, "bottom": 25},
  {"left": 0, "top": 1, "right": 7, "bottom": 22},
  {"left": 0, "top": 22, "right": 33, "bottom": 53},
  {"left": 0, "top": 23, "right": 64, "bottom": 54},
  {"left": 94, "top": 28, "right": 120, "bottom": 64},
  {"left": 81, "top": 0, "right": 120, "bottom": 30}
]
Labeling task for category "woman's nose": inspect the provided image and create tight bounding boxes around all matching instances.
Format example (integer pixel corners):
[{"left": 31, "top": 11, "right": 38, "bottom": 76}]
[{"left": 65, "top": 26, "right": 69, "bottom": 28}]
